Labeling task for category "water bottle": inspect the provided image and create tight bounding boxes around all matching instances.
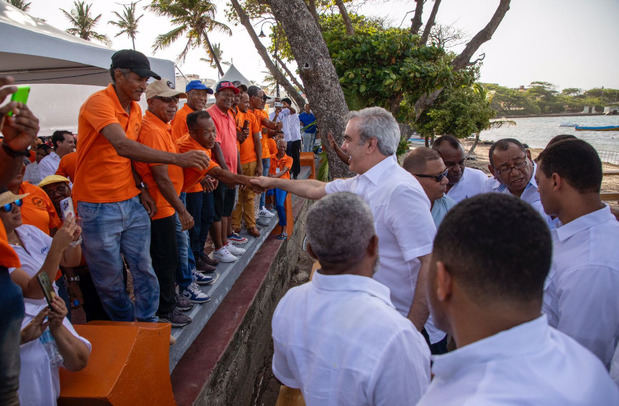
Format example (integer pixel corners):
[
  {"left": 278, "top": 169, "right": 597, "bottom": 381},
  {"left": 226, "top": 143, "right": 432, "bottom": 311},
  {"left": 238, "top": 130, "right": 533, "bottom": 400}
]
[{"left": 40, "top": 328, "right": 64, "bottom": 368}]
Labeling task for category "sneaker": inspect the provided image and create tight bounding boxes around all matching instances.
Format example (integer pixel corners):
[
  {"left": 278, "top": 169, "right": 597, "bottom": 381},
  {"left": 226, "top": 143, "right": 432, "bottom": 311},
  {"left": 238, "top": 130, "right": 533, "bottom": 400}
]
[
  {"left": 228, "top": 232, "right": 248, "bottom": 245},
  {"left": 175, "top": 293, "right": 193, "bottom": 311},
  {"left": 193, "top": 269, "right": 218, "bottom": 285},
  {"left": 195, "top": 257, "right": 217, "bottom": 273},
  {"left": 259, "top": 207, "right": 275, "bottom": 218},
  {"left": 247, "top": 227, "right": 260, "bottom": 238},
  {"left": 213, "top": 246, "right": 239, "bottom": 263},
  {"left": 256, "top": 216, "right": 271, "bottom": 227},
  {"left": 275, "top": 232, "right": 288, "bottom": 240},
  {"left": 181, "top": 282, "right": 211, "bottom": 304},
  {"left": 200, "top": 255, "right": 219, "bottom": 267},
  {"left": 226, "top": 242, "right": 246, "bottom": 256},
  {"left": 160, "top": 308, "right": 192, "bottom": 328}
]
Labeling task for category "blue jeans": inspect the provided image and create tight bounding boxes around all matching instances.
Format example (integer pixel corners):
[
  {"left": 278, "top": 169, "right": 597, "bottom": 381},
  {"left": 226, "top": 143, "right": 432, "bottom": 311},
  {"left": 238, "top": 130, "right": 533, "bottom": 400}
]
[
  {"left": 185, "top": 191, "right": 215, "bottom": 260},
  {"left": 0, "top": 268, "right": 23, "bottom": 406},
  {"left": 267, "top": 189, "right": 287, "bottom": 226},
  {"left": 259, "top": 158, "right": 271, "bottom": 208},
  {"left": 176, "top": 193, "right": 195, "bottom": 290},
  {"left": 302, "top": 131, "right": 316, "bottom": 152},
  {"left": 79, "top": 197, "right": 159, "bottom": 321}
]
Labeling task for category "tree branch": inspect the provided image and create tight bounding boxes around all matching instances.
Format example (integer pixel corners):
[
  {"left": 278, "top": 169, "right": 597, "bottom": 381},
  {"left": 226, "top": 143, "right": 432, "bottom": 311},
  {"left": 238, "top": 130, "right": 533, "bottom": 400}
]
[
  {"left": 410, "top": 0, "right": 424, "bottom": 34},
  {"left": 305, "top": 0, "right": 321, "bottom": 28},
  {"left": 335, "top": 0, "right": 354, "bottom": 35},
  {"left": 276, "top": 55, "right": 306, "bottom": 94},
  {"left": 420, "top": 0, "right": 441, "bottom": 45}
]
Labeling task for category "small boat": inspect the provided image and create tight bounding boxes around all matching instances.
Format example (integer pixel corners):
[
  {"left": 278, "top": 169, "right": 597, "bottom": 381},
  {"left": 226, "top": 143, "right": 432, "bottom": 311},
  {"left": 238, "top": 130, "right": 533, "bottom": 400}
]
[{"left": 574, "top": 125, "right": 619, "bottom": 131}]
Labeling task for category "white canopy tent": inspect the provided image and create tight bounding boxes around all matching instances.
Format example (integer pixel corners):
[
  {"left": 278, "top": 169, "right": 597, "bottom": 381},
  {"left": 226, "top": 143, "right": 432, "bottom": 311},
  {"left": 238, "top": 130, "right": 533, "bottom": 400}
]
[{"left": 0, "top": 2, "right": 175, "bottom": 85}]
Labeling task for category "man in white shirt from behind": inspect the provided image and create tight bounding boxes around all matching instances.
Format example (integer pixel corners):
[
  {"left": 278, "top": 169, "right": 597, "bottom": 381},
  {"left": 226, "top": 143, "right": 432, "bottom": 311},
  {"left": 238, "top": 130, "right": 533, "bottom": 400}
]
[
  {"left": 432, "top": 135, "right": 487, "bottom": 203},
  {"left": 252, "top": 107, "right": 436, "bottom": 330},
  {"left": 419, "top": 193, "right": 618, "bottom": 405},
  {"left": 38, "top": 130, "right": 75, "bottom": 179},
  {"left": 536, "top": 139, "right": 619, "bottom": 370},
  {"left": 271, "top": 192, "right": 430, "bottom": 405}
]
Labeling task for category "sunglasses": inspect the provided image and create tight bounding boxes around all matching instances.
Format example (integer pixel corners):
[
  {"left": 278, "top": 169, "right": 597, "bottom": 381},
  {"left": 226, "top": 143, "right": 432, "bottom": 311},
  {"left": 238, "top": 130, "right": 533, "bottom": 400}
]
[
  {"left": 414, "top": 169, "right": 449, "bottom": 182},
  {"left": 2, "top": 199, "right": 23, "bottom": 213}
]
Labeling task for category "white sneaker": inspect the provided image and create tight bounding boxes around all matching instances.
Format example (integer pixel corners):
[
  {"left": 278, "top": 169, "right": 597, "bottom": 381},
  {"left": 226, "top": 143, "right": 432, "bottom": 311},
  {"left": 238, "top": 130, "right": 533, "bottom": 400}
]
[
  {"left": 213, "top": 246, "right": 238, "bottom": 263},
  {"left": 259, "top": 207, "right": 275, "bottom": 218},
  {"left": 226, "top": 242, "right": 246, "bottom": 256}
]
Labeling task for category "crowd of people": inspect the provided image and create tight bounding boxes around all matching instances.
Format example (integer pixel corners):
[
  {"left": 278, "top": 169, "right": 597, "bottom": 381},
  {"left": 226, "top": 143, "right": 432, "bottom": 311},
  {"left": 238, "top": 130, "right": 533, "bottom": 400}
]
[{"left": 0, "top": 47, "right": 617, "bottom": 405}]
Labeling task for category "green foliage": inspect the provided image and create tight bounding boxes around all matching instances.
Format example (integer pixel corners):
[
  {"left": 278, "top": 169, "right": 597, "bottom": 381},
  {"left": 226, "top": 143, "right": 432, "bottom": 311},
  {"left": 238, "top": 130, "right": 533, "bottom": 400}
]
[
  {"left": 61, "top": 0, "right": 111, "bottom": 46},
  {"left": 415, "top": 84, "right": 495, "bottom": 139},
  {"left": 109, "top": 1, "right": 144, "bottom": 49},
  {"left": 7, "top": 0, "right": 31, "bottom": 12}
]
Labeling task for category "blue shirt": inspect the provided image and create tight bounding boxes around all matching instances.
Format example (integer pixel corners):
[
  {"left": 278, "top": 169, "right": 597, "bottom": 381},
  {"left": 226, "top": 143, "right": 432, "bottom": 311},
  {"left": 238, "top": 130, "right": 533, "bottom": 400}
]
[
  {"left": 431, "top": 195, "right": 457, "bottom": 227},
  {"left": 299, "top": 112, "right": 316, "bottom": 134}
]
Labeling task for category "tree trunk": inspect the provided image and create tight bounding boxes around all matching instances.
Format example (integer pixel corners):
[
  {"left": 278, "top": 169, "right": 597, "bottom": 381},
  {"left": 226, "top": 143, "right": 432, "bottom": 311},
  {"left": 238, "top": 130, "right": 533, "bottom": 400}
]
[
  {"left": 204, "top": 34, "right": 224, "bottom": 77},
  {"left": 414, "top": 0, "right": 511, "bottom": 119},
  {"left": 335, "top": 0, "right": 354, "bottom": 35},
  {"left": 410, "top": 0, "right": 424, "bottom": 34},
  {"left": 276, "top": 55, "right": 306, "bottom": 95},
  {"left": 268, "top": 0, "right": 351, "bottom": 179},
  {"left": 467, "top": 132, "right": 480, "bottom": 156},
  {"left": 229, "top": 0, "right": 305, "bottom": 109},
  {"left": 305, "top": 0, "right": 321, "bottom": 29},
  {"left": 420, "top": 0, "right": 441, "bottom": 45}
]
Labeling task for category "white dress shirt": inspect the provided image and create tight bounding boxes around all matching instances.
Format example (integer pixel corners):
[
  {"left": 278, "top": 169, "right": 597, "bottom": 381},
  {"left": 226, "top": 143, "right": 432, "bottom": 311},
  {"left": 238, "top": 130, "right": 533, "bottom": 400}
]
[
  {"left": 270, "top": 108, "right": 301, "bottom": 142},
  {"left": 418, "top": 315, "right": 619, "bottom": 405},
  {"left": 446, "top": 167, "right": 488, "bottom": 203},
  {"left": 272, "top": 272, "right": 430, "bottom": 406},
  {"left": 325, "top": 156, "right": 436, "bottom": 315},
  {"left": 38, "top": 151, "right": 61, "bottom": 179},
  {"left": 543, "top": 205, "right": 619, "bottom": 369},
  {"left": 23, "top": 161, "right": 43, "bottom": 185}
]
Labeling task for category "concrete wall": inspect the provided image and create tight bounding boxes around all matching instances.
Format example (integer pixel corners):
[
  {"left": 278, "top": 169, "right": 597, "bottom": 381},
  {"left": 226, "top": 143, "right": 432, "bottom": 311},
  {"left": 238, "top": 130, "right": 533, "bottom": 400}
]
[{"left": 193, "top": 201, "right": 311, "bottom": 406}]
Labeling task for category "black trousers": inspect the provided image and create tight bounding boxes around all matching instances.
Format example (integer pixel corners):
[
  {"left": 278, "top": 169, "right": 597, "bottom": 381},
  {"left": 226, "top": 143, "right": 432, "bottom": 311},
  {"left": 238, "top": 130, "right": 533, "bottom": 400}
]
[
  {"left": 286, "top": 139, "right": 301, "bottom": 179},
  {"left": 150, "top": 214, "right": 178, "bottom": 315}
]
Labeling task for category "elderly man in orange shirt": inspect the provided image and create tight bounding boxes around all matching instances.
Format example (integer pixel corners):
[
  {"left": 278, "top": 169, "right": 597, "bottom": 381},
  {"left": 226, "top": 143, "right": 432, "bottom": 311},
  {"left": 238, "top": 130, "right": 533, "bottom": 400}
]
[{"left": 74, "top": 50, "right": 209, "bottom": 322}]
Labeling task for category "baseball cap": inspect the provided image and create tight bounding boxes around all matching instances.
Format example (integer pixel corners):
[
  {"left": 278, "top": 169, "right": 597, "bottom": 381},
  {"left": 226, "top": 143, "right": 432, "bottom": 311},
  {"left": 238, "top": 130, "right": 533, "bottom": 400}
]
[
  {"left": 146, "top": 79, "right": 186, "bottom": 100},
  {"left": 38, "top": 175, "right": 70, "bottom": 188},
  {"left": 186, "top": 80, "right": 214, "bottom": 94},
  {"left": 215, "top": 81, "right": 239, "bottom": 94},
  {"left": 232, "top": 81, "right": 248, "bottom": 92},
  {"left": 111, "top": 49, "right": 161, "bottom": 80}
]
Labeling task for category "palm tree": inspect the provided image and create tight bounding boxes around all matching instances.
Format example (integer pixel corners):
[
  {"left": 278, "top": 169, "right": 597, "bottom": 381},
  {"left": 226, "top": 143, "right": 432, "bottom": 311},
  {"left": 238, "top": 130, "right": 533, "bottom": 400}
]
[
  {"left": 149, "top": 0, "right": 231, "bottom": 77},
  {"left": 7, "top": 0, "right": 31, "bottom": 12},
  {"left": 109, "top": 2, "right": 144, "bottom": 50},
  {"left": 61, "top": 0, "right": 111, "bottom": 46},
  {"left": 199, "top": 42, "right": 225, "bottom": 70}
]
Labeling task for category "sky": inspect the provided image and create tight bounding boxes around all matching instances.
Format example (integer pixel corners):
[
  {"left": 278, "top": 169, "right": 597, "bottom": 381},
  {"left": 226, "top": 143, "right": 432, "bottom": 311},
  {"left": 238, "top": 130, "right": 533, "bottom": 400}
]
[{"left": 20, "top": 0, "right": 619, "bottom": 91}]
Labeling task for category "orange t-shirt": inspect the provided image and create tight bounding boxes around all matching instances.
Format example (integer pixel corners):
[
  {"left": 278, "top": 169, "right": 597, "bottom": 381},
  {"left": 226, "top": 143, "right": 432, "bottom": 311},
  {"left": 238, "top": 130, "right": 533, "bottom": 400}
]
[
  {"left": 55, "top": 151, "right": 77, "bottom": 183},
  {"left": 269, "top": 154, "right": 293, "bottom": 180},
  {"left": 251, "top": 108, "right": 271, "bottom": 159},
  {"left": 176, "top": 134, "right": 219, "bottom": 193},
  {"left": 28, "top": 149, "right": 36, "bottom": 163},
  {"left": 236, "top": 110, "right": 260, "bottom": 164},
  {"left": 171, "top": 103, "right": 194, "bottom": 142},
  {"left": 0, "top": 221, "right": 21, "bottom": 268},
  {"left": 73, "top": 84, "right": 142, "bottom": 204},
  {"left": 268, "top": 138, "right": 278, "bottom": 156},
  {"left": 134, "top": 111, "right": 184, "bottom": 221},
  {"left": 19, "top": 182, "right": 62, "bottom": 235}
]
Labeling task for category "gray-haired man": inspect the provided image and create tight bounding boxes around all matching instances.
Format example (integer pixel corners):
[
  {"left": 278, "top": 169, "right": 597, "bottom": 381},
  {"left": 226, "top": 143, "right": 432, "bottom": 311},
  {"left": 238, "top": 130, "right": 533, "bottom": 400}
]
[
  {"left": 272, "top": 192, "right": 430, "bottom": 405},
  {"left": 252, "top": 107, "right": 436, "bottom": 329}
]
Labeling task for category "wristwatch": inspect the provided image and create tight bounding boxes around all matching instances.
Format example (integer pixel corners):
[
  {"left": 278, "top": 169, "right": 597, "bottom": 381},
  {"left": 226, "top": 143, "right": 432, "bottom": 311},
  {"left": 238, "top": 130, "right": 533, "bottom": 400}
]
[{"left": 1, "top": 142, "right": 31, "bottom": 158}]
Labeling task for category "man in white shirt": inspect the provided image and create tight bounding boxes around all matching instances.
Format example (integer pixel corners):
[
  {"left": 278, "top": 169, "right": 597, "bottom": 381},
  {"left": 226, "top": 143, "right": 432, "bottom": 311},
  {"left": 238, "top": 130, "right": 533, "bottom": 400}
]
[
  {"left": 536, "top": 138, "right": 619, "bottom": 370},
  {"left": 252, "top": 107, "right": 436, "bottom": 330},
  {"left": 432, "top": 135, "right": 487, "bottom": 203},
  {"left": 419, "top": 193, "right": 619, "bottom": 405},
  {"left": 270, "top": 98, "right": 302, "bottom": 179},
  {"left": 272, "top": 192, "right": 430, "bottom": 405},
  {"left": 38, "top": 130, "right": 75, "bottom": 179}
]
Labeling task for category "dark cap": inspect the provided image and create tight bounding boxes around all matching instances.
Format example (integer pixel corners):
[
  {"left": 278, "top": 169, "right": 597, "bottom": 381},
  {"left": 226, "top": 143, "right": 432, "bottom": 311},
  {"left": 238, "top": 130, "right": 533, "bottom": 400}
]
[
  {"left": 111, "top": 49, "right": 161, "bottom": 80},
  {"left": 215, "top": 81, "right": 239, "bottom": 94}
]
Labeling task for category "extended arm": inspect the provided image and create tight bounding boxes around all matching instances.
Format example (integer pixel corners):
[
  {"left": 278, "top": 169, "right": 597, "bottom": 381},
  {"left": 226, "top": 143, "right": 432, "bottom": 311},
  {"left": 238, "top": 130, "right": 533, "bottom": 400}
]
[
  {"left": 250, "top": 176, "right": 327, "bottom": 200},
  {"left": 212, "top": 142, "right": 229, "bottom": 171},
  {"left": 407, "top": 254, "right": 432, "bottom": 331}
]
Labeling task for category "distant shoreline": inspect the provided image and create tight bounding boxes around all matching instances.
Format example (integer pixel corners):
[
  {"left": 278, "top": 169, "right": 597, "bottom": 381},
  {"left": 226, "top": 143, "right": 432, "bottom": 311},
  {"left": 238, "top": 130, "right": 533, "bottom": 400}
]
[{"left": 495, "top": 113, "right": 612, "bottom": 119}]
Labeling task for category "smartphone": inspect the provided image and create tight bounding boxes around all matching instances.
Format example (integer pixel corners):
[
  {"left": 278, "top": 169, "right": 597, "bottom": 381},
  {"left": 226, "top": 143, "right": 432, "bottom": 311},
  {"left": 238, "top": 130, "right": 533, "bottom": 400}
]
[
  {"left": 59, "top": 197, "right": 74, "bottom": 220},
  {"left": 7, "top": 86, "right": 30, "bottom": 117},
  {"left": 36, "top": 272, "right": 56, "bottom": 308},
  {"left": 242, "top": 120, "right": 249, "bottom": 131},
  {"left": 274, "top": 102, "right": 283, "bottom": 108}
]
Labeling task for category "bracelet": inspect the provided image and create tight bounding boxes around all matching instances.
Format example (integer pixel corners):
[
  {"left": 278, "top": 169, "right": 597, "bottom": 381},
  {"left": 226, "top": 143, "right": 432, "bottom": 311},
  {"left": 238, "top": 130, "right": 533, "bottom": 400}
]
[{"left": 1, "top": 142, "right": 30, "bottom": 158}]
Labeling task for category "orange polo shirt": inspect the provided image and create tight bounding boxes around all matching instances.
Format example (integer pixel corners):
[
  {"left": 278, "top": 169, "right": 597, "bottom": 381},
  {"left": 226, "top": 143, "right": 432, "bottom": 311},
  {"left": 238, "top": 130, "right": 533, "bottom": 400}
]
[
  {"left": 207, "top": 104, "right": 238, "bottom": 174},
  {"left": 134, "top": 111, "right": 184, "bottom": 221},
  {"left": 176, "top": 134, "right": 219, "bottom": 193},
  {"left": 19, "top": 182, "right": 62, "bottom": 235},
  {"left": 251, "top": 108, "right": 272, "bottom": 159},
  {"left": 268, "top": 138, "right": 278, "bottom": 157},
  {"left": 171, "top": 103, "right": 194, "bottom": 142},
  {"left": 0, "top": 221, "right": 20, "bottom": 268},
  {"left": 270, "top": 154, "right": 293, "bottom": 180},
  {"left": 55, "top": 151, "right": 77, "bottom": 183},
  {"left": 236, "top": 110, "right": 261, "bottom": 165},
  {"left": 73, "top": 84, "right": 142, "bottom": 204}
]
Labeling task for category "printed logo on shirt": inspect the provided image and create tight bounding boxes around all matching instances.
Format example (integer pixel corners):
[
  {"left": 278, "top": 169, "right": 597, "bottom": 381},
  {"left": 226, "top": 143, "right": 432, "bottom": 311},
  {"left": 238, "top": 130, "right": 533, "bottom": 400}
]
[{"left": 31, "top": 197, "right": 45, "bottom": 208}]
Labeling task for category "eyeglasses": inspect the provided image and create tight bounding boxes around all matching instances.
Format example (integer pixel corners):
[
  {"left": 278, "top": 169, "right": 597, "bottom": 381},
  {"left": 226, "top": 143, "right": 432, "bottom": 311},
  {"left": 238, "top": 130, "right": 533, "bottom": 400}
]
[
  {"left": 414, "top": 169, "right": 449, "bottom": 182},
  {"left": 2, "top": 199, "right": 23, "bottom": 213},
  {"left": 494, "top": 159, "right": 529, "bottom": 176}
]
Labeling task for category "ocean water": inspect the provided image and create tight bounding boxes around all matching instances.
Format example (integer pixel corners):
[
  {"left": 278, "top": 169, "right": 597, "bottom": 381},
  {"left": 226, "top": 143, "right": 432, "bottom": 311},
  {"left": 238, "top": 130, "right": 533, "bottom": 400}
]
[{"left": 479, "top": 115, "right": 619, "bottom": 164}]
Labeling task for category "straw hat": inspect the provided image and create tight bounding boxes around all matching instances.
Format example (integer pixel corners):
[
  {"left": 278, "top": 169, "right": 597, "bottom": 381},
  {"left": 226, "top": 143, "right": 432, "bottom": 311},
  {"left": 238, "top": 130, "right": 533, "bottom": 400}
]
[
  {"left": 38, "top": 175, "right": 70, "bottom": 188},
  {"left": 0, "top": 190, "right": 29, "bottom": 207}
]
